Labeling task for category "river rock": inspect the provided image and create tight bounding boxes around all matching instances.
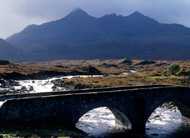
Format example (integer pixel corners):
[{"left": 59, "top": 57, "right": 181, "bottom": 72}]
[
  {"left": 135, "top": 60, "right": 156, "bottom": 66},
  {"left": 51, "top": 79, "right": 65, "bottom": 91},
  {"left": 0, "top": 79, "right": 19, "bottom": 88},
  {"left": 81, "top": 66, "right": 102, "bottom": 75},
  {"left": 51, "top": 79, "right": 65, "bottom": 87},
  {"left": 0, "top": 60, "right": 10, "bottom": 65}
]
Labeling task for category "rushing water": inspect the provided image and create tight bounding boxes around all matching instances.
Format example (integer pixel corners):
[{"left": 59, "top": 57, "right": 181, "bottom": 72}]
[
  {"left": 0, "top": 76, "right": 190, "bottom": 138},
  {"left": 0, "top": 75, "right": 104, "bottom": 93}
]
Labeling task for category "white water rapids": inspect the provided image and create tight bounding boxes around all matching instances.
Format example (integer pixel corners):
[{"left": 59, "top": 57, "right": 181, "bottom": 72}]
[
  {"left": 0, "top": 75, "right": 187, "bottom": 137},
  {"left": 13, "top": 75, "right": 103, "bottom": 93}
]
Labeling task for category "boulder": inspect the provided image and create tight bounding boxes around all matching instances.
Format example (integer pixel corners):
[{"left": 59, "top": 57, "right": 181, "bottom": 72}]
[{"left": 0, "top": 60, "right": 10, "bottom": 65}]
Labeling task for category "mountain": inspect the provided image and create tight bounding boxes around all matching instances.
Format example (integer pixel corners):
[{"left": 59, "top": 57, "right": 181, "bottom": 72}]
[
  {"left": 7, "top": 9, "right": 190, "bottom": 60},
  {"left": 0, "top": 39, "right": 20, "bottom": 60}
]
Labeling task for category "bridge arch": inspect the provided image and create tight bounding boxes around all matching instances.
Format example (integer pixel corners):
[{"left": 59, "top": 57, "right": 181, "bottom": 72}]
[
  {"left": 145, "top": 98, "right": 190, "bottom": 124},
  {"left": 146, "top": 101, "right": 182, "bottom": 123},
  {"left": 145, "top": 101, "right": 184, "bottom": 135},
  {"left": 75, "top": 106, "right": 132, "bottom": 135}
]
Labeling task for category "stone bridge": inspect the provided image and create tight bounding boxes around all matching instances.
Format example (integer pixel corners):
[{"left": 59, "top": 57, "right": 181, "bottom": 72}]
[{"left": 0, "top": 85, "right": 190, "bottom": 135}]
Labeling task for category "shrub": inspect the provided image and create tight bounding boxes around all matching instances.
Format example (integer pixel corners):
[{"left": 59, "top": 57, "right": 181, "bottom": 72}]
[
  {"left": 186, "top": 70, "right": 190, "bottom": 79},
  {"left": 168, "top": 64, "right": 182, "bottom": 76}
]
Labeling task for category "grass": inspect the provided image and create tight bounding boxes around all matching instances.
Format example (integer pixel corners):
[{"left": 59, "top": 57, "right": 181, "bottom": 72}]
[{"left": 0, "top": 59, "right": 190, "bottom": 88}]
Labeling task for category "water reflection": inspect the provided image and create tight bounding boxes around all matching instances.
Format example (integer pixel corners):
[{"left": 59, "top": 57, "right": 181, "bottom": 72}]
[
  {"left": 0, "top": 128, "right": 84, "bottom": 138},
  {"left": 0, "top": 126, "right": 190, "bottom": 138}
]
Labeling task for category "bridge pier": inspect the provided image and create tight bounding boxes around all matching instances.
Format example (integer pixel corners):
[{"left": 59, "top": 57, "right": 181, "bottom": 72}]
[
  {"left": 131, "top": 96, "right": 146, "bottom": 135},
  {"left": 131, "top": 118, "right": 145, "bottom": 135}
]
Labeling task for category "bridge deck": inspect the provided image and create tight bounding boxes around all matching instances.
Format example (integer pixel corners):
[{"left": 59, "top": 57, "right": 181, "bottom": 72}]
[{"left": 0, "top": 85, "right": 180, "bottom": 101}]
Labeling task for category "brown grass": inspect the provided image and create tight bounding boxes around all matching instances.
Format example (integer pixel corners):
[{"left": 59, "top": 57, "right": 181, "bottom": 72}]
[{"left": 0, "top": 59, "right": 190, "bottom": 88}]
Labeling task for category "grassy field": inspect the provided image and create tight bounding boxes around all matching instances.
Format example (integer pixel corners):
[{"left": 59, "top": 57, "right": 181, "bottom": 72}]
[
  {"left": 0, "top": 59, "right": 190, "bottom": 88},
  {"left": 60, "top": 59, "right": 190, "bottom": 88}
]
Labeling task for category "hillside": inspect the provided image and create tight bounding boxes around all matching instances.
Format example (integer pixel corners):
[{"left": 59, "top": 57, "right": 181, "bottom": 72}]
[
  {"left": 0, "top": 39, "right": 20, "bottom": 60},
  {"left": 7, "top": 9, "right": 190, "bottom": 60}
]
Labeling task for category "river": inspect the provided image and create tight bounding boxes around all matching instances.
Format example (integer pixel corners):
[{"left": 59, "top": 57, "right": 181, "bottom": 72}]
[{"left": 0, "top": 76, "right": 190, "bottom": 138}]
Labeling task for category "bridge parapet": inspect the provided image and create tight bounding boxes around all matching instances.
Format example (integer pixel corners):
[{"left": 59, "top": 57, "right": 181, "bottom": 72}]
[{"left": 0, "top": 85, "right": 175, "bottom": 101}]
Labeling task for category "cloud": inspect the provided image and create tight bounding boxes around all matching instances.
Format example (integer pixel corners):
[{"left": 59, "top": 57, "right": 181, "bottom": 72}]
[
  {"left": 0, "top": 0, "right": 45, "bottom": 38},
  {"left": 0, "top": 0, "right": 190, "bottom": 38}
]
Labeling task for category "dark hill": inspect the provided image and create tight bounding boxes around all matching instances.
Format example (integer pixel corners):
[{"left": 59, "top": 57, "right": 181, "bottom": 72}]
[{"left": 7, "top": 9, "right": 190, "bottom": 60}]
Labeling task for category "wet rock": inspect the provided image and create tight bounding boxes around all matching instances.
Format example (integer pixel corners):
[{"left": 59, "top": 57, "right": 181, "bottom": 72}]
[
  {"left": 51, "top": 79, "right": 65, "bottom": 91},
  {"left": 63, "top": 81, "right": 92, "bottom": 90},
  {"left": 0, "top": 65, "right": 103, "bottom": 81},
  {"left": 0, "top": 72, "right": 27, "bottom": 80},
  {"left": 100, "top": 63, "right": 118, "bottom": 68},
  {"left": 81, "top": 66, "right": 102, "bottom": 75},
  {"left": 151, "top": 133, "right": 159, "bottom": 136},
  {"left": 18, "top": 86, "right": 28, "bottom": 93},
  {"left": 0, "top": 79, "right": 33, "bottom": 94},
  {"left": 146, "top": 128, "right": 150, "bottom": 130},
  {"left": 51, "top": 79, "right": 65, "bottom": 87},
  {"left": 135, "top": 60, "right": 156, "bottom": 66},
  {"left": 27, "top": 71, "right": 66, "bottom": 80},
  {"left": 28, "top": 86, "right": 34, "bottom": 92},
  {"left": 8, "top": 79, "right": 20, "bottom": 86},
  {"left": 0, "top": 60, "right": 10, "bottom": 65},
  {"left": 0, "top": 79, "right": 8, "bottom": 88},
  {"left": 62, "top": 81, "right": 76, "bottom": 90},
  {"left": 120, "top": 59, "right": 132, "bottom": 65},
  {"left": 0, "top": 71, "right": 66, "bottom": 80},
  {"left": 74, "top": 83, "right": 91, "bottom": 89},
  {"left": 0, "top": 79, "right": 19, "bottom": 88}
]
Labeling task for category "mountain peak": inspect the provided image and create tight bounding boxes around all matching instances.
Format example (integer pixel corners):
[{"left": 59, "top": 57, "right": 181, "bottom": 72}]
[
  {"left": 63, "top": 8, "right": 96, "bottom": 22},
  {"left": 72, "top": 8, "right": 86, "bottom": 13},
  {"left": 129, "top": 11, "right": 145, "bottom": 17},
  {"left": 127, "top": 11, "right": 158, "bottom": 24},
  {"left": 66, "top": 8, "right": 90, "bottom": 18}
]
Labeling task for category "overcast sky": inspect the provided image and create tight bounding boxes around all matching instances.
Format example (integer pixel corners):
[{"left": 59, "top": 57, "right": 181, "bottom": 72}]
[{"left": 0, "top": 0, "right": 190, "bottom": 38}]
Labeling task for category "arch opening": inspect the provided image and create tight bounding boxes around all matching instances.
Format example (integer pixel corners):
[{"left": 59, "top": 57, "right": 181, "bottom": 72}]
[
  {"left": 0, "top": 100, "right": 6, "bottom": 108},
  {"left": 76, "top": 107, "right": 132, "bottom": 136},
  {"left": 146, "top": 101, "right": 183, "bottom": 136}
]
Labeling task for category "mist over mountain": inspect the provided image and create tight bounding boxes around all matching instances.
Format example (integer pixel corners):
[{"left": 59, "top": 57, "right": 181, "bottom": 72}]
[{"left": 6, "top": 9, "right": 190, "bottom": 60}]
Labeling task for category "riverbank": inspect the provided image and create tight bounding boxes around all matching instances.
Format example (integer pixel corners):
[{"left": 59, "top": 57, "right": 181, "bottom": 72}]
[{"left": 0, "top": 59, "right": 190, "bottom": 94}]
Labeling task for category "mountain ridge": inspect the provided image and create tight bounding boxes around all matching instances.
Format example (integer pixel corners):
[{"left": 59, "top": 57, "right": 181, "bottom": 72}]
[{"left": 6, "top": 9, "right": 190, "bottom": 60}]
